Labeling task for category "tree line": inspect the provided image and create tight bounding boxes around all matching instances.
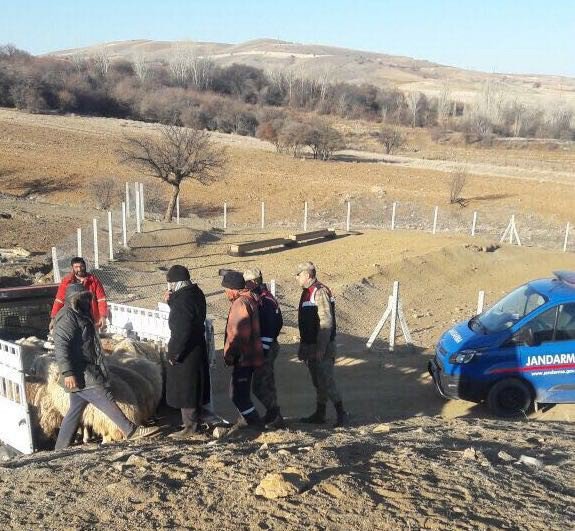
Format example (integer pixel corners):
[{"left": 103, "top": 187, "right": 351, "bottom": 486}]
[{"left": 1, "top": 44, "right": 573, "bottom": 147}]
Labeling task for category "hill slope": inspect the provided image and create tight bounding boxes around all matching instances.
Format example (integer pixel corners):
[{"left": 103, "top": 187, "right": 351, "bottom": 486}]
[{"left": 47, "top": 38, "right": 575, "bottom": 106}]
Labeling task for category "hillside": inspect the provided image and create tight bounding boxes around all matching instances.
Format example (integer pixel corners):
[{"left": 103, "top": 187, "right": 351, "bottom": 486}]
[{"left": 47, "top": 38, "right": 575, "bottom": 107}]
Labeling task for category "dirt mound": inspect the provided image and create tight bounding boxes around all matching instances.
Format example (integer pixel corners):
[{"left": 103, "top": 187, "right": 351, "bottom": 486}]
[
  {"left": 1, "top": 417, "right": 573, "bottom": 529},
  {"left": 127, "top": 224, "right": 204, "bottom": 263}
]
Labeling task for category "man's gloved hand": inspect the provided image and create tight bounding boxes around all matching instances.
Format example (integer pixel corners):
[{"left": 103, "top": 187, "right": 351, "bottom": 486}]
[{"left": 224, "top": 353, "right": 236, "bottom": 367}]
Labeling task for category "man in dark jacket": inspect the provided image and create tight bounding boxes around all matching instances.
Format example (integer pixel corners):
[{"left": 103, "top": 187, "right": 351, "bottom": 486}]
[
  {"left": 54, "top": 283, "right": 158, "bottom": 450},
  {"left": 164, "top": 265, "right": 210, "bottom": 439},
  {"left": 222, "top": 270, "right": 264, "bottom": 429},
  {"left": 296, "top": 261, "right": 348, "bottom": 427},
  {"left": 243, "top": 267, "right": 285, "bottom": 429}
]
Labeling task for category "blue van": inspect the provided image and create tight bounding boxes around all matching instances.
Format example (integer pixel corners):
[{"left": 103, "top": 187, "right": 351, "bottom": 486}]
[{"left": 429, "top": 271, "right": 575, "bottom": 416}]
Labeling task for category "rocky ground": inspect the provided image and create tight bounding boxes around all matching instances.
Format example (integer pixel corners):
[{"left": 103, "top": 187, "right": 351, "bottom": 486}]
[{"left": 1, "top": 416, "right": 573, "bottom": 530}]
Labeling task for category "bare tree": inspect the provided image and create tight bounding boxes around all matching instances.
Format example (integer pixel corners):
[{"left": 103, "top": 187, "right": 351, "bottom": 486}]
[
  {"left": 406, "top": 91, "right": 422, "bottom": 127},
  {"left": 132, "top": 54, "right": 150, "bottom": 81},
  {"left": 120, "top": 124, "right": 227, "bottom": 222},
  {"left": 437, "top": 84, "right": 452, "bottom": 126},
  {"left": 92, "top": 46, "right": 111, "bottom": 77},
  {"left": 449, "top": 168, "right": 468, "bottom": 205},
  {"left": 377, "top": 126, "right": 406, "bottom": 154}
]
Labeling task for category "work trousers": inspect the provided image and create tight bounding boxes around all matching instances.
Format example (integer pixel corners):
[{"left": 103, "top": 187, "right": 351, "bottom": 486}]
[
  {"left": 55, "top": 387, "right": 135, "bottom": 450},
  {"left": 253, "top": 341, "right": 280, "bottom": 412},
  {"left": 230, "top": 366, "right": 256, "bottom": 418},
  {"left": 306, "top": 355, "right": 342, "bottom": 406}
]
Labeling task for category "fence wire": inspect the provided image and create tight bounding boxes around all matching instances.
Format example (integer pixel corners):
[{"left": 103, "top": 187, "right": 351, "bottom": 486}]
[{"left": 47, "top": 183, "right": 574, "bottom": 309}]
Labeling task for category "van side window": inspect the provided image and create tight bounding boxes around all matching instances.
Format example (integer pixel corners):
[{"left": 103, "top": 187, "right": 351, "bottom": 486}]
[
  {"left": 555, "top": 304, "right": 575, "bottom": 341},
  {"left": 522, "top": 306, "right": 558, "bottom": 344}
]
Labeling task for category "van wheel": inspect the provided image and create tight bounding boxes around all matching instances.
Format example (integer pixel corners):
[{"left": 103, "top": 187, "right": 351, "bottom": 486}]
[{"left": 487, "top": 378, "right": 532, "bottom": 417}]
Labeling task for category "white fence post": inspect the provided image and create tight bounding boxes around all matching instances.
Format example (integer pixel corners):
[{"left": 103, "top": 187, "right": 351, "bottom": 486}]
[
  {"left": 391, "top": 202, "right": 397, "bottom": 230},
  {"left": 135, "top": 187, "right": 141, "bottom": 233},
  {"left": 389, "top": 281, "right": 399, "bottom": 351},
  {"left": 261, "top": 201, "right": 265, "bottom": 230},
  {"left": 432, "top": 206, "right": 438, "bottom": 234},
  {"left": 107, "top": 211, "right": 114, "bottom": 262},
  {"left": 346, "top": 201, "right": 351, "bottom": 232},
  {"left": 477, "top": 290, "right": 485, "bottom": 314},
  {"left": 139, "top": 182, "right": 145, "bottom": 221},
  {"left": 471, "top": 211, "right": 477, "bottom": 236},
  {"left": 270, "top": 279, "right": 276, "bottom": 297},
  {"left": 303, "top": 201, "right": 308, "bottom": 231},
  {"left": 51, "top": 247, "right": 61, "bottom": 283},
  {"left": 121, "top": 201, "right": 127, "bottom": 247},
  {"left": 176, "top": 193, "right": 180, "bottom": 225},
  {"left": 125, "top": 182, "right": 130, "bottom": 218},
  {"left": 563, "top": 223, "right": 570, "bottom": 252},
  {"left": 223, "top": 201, "right": 227, "bottom": 230},
  {"left": 77, "top": 228, "right": 82, "bottom": 257},
  {"left": 93, "top": 218, "right": 99, "bottom": 270}
]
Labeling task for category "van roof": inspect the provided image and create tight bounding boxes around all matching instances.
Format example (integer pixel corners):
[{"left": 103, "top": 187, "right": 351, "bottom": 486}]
[{"left": 527, "top": 272, "right": 575, "bottom": 303}]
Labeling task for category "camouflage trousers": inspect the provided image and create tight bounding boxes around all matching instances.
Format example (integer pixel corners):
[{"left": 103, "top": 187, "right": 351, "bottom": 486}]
[
  {"left": 305, "top": 342, "right": 342, "bottom": 406},
  {"left": 253, "top": 341, "right": 280, "bottom": 412}
]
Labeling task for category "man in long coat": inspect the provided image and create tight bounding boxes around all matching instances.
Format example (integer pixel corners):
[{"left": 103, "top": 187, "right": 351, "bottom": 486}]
[{"left": 165, "top": 265, "right": 210, "bottom": 438}]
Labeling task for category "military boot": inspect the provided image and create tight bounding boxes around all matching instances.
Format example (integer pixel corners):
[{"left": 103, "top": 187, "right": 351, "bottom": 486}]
[{"left": 300, "top": 403, "right": 327, "bottom": 424}]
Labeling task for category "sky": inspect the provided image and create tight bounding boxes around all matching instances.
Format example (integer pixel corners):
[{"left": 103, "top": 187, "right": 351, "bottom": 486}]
[{"left": 1, "top": 0, "right": 574, "bottom": 77}]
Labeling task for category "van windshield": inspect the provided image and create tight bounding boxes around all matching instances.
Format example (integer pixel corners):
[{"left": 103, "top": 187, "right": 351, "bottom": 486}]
[{"left": 473, "top": 285, "right": 547, "bottom": 333}]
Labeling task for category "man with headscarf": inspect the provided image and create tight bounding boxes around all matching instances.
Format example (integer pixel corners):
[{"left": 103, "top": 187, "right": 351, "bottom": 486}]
[
  {"left": 54, "top": 283, "right": 158, "bottom": 449},
  {"left": 296, "top": 261, "right": 348, "bottom": 427},
  {"left": 221, "top": 270, "right": 264, "bottom": 429},
  {"left": 164, "top": 265, "right": 210, "bottom": 438}
]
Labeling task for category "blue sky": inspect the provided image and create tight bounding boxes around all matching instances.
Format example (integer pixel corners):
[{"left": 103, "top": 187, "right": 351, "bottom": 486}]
[{"left": 1, "top": 0, "right": 574, "bottom": 76}]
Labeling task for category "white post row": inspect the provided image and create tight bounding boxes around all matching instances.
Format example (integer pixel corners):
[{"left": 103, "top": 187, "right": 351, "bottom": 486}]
[
  {"left": 223, "top": 201, "right": 227, "bottom": 230},
  {"left": 270, "top": 279, "right": 276, "bottom": 297},
  {"left": 135, "top": 186, "right": 141, "bottom": 233},
  {"left": 261, "top": 201, "right": 265, "bottom": 230},
  {"left": 51, "top": 247, "right": 61, "bottom": 283},
  {"left": 346, "top": 201, "right": 351, "bottom": 232},
  {"left": 471, "top": 211, "right": 478, "bottom": 236},
  {"left": 391, "top": 202, "right": 397, "bottom": 230},
  {"left": 563, "top": 223, "right": 570, "bottom": 253},
  {"left": 122, "top": 202, "right": 127, "bottom": 247},
  {"left": 107, "top": 211, "right": 114, "bottom": 262},
  {"left": 176, "top": 193, "right": 180, "bottom": 225},
  {"left": 125, "top": 182, "right": 130, "bottom": 218},
  {"left": 93, "top": 218, "right": 99, "bottom": 270},
  {"left": 77, "top": 228, "right": 82, "bottom": 257},
  {"left": 303, "top": 201, "right": 308, "bottom": 232},
  {"left": 477, "top": 290, "right": 485, "bottom": 315},
  {"left": 432, "top": 206, "right": 439, "bottom": 235}
]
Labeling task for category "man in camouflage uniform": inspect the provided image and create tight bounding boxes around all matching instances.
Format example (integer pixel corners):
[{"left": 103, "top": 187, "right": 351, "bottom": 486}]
[
  {"left": 296, "top": 261, "right": 348, "bottom": 427},
  {"left": 244, "top": 268, "right": 285, "bottom": 430}
]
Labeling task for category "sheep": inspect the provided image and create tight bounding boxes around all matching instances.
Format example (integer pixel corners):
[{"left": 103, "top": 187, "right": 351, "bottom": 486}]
[
  {"left": 112, "top": 338, "right": 166, "bottom": 367},
  {"left": 25, "top": 342, "right": 163, "bottom": 445},
  {"left": 107, "top": 353, "right": 163, "bottom": 409},
  {"left": 25, "top": 380, "right": 63, "bottom": 444}
]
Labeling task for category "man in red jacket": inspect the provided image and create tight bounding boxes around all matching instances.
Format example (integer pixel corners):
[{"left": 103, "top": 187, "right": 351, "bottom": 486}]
[{"left": 50, "top": 257, "right": 108, "bottom": 331}]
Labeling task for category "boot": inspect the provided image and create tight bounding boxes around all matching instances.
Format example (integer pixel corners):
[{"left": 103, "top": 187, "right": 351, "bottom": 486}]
[
  {"left": 300, "top": 403, "right": 326, "bottom": 424},
  {"left": 334, "top": 402, "right": 349, "bottom": 428},
  {"left": 168, "top": 426, "right": 198, "bottom": 439},
  {"left": 264, "top": 407, "right": 286, "bottom": 430},
  {"left": 244, "top": 410, "right": 265, "bottom": 431}
]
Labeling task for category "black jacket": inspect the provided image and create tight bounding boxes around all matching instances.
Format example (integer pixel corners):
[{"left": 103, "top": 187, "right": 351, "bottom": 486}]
[
  {"left": 53, "top": 292, "right": 109, "bottom": 392},
  {"left": 166, "top": 283, "right": 210, "bottom": 409}
]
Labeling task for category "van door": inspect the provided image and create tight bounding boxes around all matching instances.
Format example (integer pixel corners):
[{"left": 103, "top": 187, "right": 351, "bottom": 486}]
[{"left": 514, "top": 304, "right": 575, "bottom": 403}]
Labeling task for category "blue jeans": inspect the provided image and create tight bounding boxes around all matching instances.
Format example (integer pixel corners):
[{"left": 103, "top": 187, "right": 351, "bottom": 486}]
[{"left": 55, "top": 387, "right": 135, "bottom": 450}]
